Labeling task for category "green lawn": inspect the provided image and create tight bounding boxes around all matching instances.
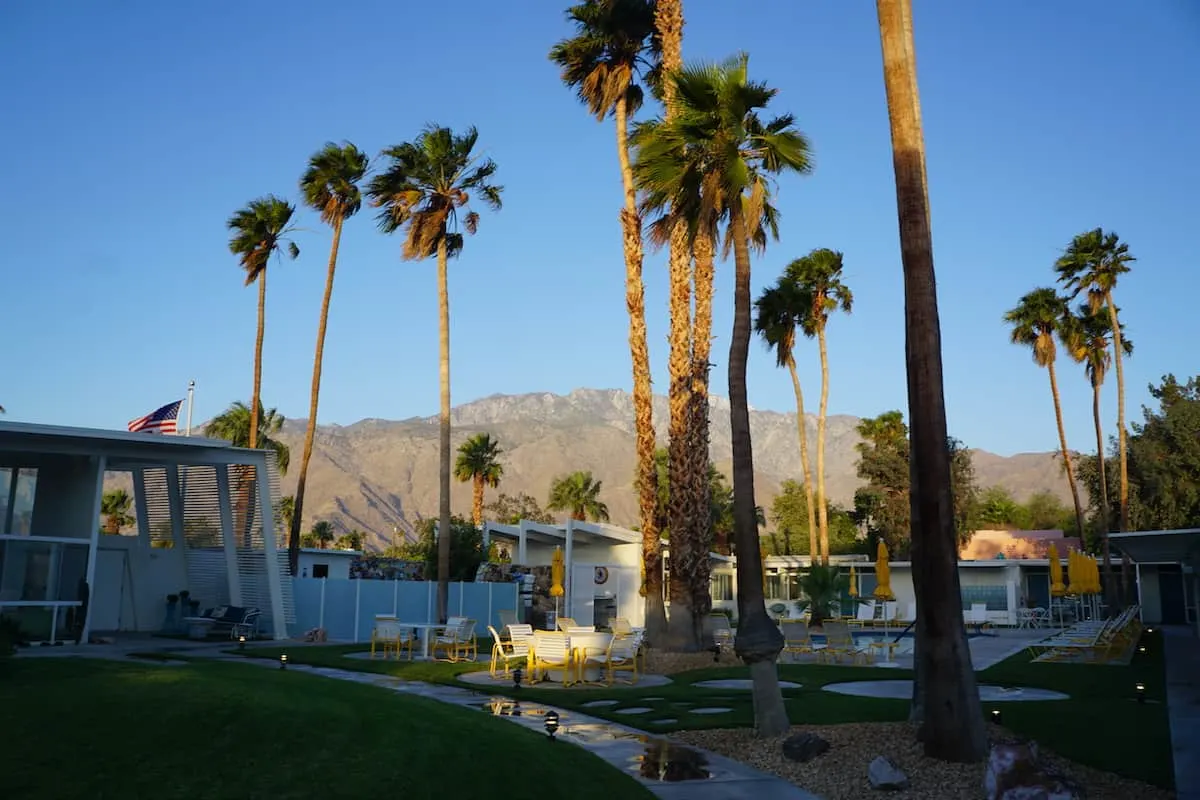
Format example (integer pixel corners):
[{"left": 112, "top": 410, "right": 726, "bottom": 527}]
[
  {"left": 0, "top": 657, "right": 653, "bottom": 800},
  {"left": 234, "top": 630, "right": 1174, "bottom": 789}
]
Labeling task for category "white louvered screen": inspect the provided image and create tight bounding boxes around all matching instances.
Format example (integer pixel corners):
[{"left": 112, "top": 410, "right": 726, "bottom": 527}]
[
  {"left": 179, "top": 465, "right": 230, "bottom": 612},
  {"left": 140, "top": 467, "right": 173, "bottom": 548},
  {"left": 227, "top": 454, "right": 295, "bottom": 632},
  {"left": 265, "top": 452, "right": 296, "bottom": 625}
]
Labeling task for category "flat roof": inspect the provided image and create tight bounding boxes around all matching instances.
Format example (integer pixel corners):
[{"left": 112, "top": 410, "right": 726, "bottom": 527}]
[
  {"left": 0, "top": 420, "right": 266, "bottom": 466},
  {"left": 1110, "top": 529, "right": 1200, "bottom": 566}
]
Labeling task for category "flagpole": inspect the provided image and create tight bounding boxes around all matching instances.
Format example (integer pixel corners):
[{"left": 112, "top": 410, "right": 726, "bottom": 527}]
[{"left": 185, "top": 381, "right": 195, "bottom": 437}]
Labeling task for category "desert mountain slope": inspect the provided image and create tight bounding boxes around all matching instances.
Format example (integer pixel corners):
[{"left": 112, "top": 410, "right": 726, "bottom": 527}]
[{"left": 252, "top": 388, "right": 1071, "bottom": 552}]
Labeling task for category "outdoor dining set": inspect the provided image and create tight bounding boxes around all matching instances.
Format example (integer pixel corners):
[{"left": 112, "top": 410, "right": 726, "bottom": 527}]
[{"left": 367, "top": 612, "right": 647, "bottom": 687}]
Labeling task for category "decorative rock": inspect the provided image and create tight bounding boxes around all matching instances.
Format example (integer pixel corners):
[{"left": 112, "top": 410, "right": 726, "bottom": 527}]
[
  {"left": 688, "top": 707, "right": 732, "bottom": 715},
  {"left": 867, "top": 756, "right": 910, "bottom": 791},
  {"left": 984, "top": 742, "right": 1084, "bottom": 800},
  {"left": 580, "top": 700, "right": 620, "bottom": 708},
  {"left": 781, "top": 732, "right": 830, "bottom": 763},
  {"left": 614, "top": 706, "right": 654, "bottom": 715}
]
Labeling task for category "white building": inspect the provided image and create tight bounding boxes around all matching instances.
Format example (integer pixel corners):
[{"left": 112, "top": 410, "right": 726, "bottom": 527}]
[
  {"left": 0, "top": 421, "right": 293, "bottom": 643},
  {"left": 297, "top": 548, "right": 360, "bottom": 581}
]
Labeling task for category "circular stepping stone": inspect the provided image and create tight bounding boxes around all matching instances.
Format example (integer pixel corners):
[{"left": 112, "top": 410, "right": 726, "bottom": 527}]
[
  {"left": 651, "top": 718, "right": 677, "bottom": 725},
  {"left": 581, "top": 699, "right": 620, "bottom": 708},
  {"left": 614, "top": 706, "right": 654, "bottom": 715},
  {"left": 693, "top": 679, "right": 802, "bottom": 690},
  {"left": 823, "top": 680, "right": 1068, "bottom": 702},
  {"left": 640, "top": 696, "right": 665, "bottom": 701},
  {"left": 688, "top": 707, "right": 733, "bottom": 714}
]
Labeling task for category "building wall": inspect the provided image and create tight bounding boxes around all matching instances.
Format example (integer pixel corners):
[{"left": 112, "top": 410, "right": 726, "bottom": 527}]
[
  {"left": 91, "top": 536, "right": 187, "bottom": 632},
  {"left": 298, "top": 550, "right": 355, "bottom": 580},
  {"left": 29, "top": 455, "right": 98, "bottom": 539}
]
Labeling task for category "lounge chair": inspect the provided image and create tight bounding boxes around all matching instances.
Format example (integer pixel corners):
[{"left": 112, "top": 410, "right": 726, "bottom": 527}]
[
  {"left": 846, "top": 600, "right": 877, "bottom": 628},
  {"left": 819, "top": 620, "right": 870, "bottom": 664},
  {"left": 780, "top": 620, "right": 815, "bottom": 661},
  {"left": 371, "top": 620, "right": 414, "bottom": 660},
  {"left": 432, "top": 616, "right": 471, "bottom": 662},
  {"left": 709, "top": 614, "right": 734, "bottom": 655},
  {"left": 965, "top": 603, "right": 992, "bottom": 633},
  {"left": 199, "top": 605, "right": 261, "bottom": 640},
  {"left": 580, "top": 630, "right": 641, "bottom": 686}
]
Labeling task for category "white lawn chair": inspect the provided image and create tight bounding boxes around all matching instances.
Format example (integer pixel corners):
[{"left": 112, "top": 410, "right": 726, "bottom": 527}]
[
  {"left": 530, "top": 630, "right": 574, "bottom": 686},
  {"left": 846, "top": 600, "right": 877, "bottom": 627},
  {"left": 488, "top": 624, "right": 528, "bottom": 678}
]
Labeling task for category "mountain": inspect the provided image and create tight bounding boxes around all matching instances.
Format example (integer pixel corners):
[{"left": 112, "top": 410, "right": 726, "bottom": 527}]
[{"left": 255, "top": 388, "right": 1072, "bottom": 552}]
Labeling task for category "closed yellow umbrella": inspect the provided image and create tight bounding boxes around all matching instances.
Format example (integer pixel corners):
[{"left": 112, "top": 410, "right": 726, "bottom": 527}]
[
  {"left": 849, "top": 565, "right": 858, "bottom": 597},
  {"left": 873, "top": 541, "right": 894, "bottom": 601},
  {"left": 1067, "top": 549, "right": 1082, "bottom": 595},
  {"left": 550, "top": 546, "right": 565, "bottom": 598},
  {"left": 1089, "top": 555, "right": 1101, "bottom": 595},
  {"left": 1048, "top": 542, "right": 1065, "bottom": 597}
]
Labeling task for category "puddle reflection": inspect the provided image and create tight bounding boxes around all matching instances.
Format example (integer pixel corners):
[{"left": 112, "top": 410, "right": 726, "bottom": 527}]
[{"left": 634, "top": 740, "right": 711, "bottom": 782}]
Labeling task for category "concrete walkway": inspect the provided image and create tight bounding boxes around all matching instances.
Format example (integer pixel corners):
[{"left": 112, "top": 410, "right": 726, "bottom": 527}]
[
  {"left": 1164, "top": 626, "right": 1200, "bottom": 800},
  {"left": 18, "top": 642, "right": 821, "bottom": 800}
]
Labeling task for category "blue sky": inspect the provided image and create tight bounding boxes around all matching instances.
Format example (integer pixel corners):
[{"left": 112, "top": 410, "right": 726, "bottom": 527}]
[{"left": 1, "top": 1, "right": 1196, "bottom": 457}]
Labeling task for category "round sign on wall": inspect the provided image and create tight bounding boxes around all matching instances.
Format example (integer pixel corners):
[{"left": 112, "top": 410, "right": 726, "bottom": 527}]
[{"left": 594, "top": 566, "right": 609, "bottom": 585}]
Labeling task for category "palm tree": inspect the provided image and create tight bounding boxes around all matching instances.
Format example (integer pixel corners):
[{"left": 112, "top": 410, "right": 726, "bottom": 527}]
[
  {"left": 367, "top": 127, "right": 502, "bottom": 624},
  {"left": 454, "top": 433, "right": 504, "bottom": 529},
  {"left": 754, "top": 277, "right": 818, "bottom": 561},
  {"left": 876, "top": 0, "right": 987, "bottom": 760},
  {"left": 1061, "top": 304, "right": 1132, "bottom": 591},
  {"left": 205, "top": 400, "right": 291, "bottom": 548},
  {"left": 549, "top": 0, "right": 667, "bottom": 640},
  {"left": 310, "top": 520, "right": 335, "bottom": 549},
  {"left": 1055, "top": 229, "right": 1135, "bottom": 533},
  {"left": 289, "top": 142, "right": 369, "bottom": 575},
  {"left": 101, "top": 489, "right": 134, "bottom": 535},
  {"left": 637, "top": 52, "right": 811, "bottom": 735},
  {"left": 278, "top": 495, "right": 295, "bottom": 534},
  {"left": 226, "top": 196, "right": 300, "bottom": 452},
  {"left": 547, "top": 471, "right": 610, "bottom": 522},
  {"left": 204, "top": 401, "right": 291, "bottom": 473},
  {"left": 787, "top": 248, "right": 853, "bottom": 563},
  {"left": 1004, "top": 289, "right": 1086, "bottom": 538}
]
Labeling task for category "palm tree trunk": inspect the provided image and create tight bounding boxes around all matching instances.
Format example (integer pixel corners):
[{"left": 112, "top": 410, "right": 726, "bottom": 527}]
[
  {"left": 249, "top": 271, "right": 266, "bottom": 451},
  {"left": 614, "top": 93, "right": 666, "bottom": 643},
  {"left": 877, "top": 0, "right": 987, "bottom": 761},
  {"left": 784, "top": 356, "right": 819, "bottom": 559},
  {"left": 436, "top": 238, "right": 452, "bottom": 623},
  {"left": 1048, "top": 363, "right": 1086, "bottom": 540},
  {"left": 1105, "top": 293, "right": 1129, "bottom": 533},
  {"left": 687, "top": 227, "right": 716, "bottom": 644},
  {"left": 472, "top": 475, "right": 485, "bottom": 530},
  {"left": 655, "top": 0, "right": 697, "bottom": 653},
  {"left": 727, "top": 201, "right": 788, "bottom": 737},
  {"left": 816, "top": 325, "right": 832, "bottom": 563},
  {"left": 1092, "top": 376, "right": 1113, "bottom": 599},
  {"left": 290, "top": 216, "right": 344, "bottom": 575}
]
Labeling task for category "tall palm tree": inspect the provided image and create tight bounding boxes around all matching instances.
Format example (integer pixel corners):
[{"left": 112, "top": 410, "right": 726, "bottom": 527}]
[
  {"left": 547, "top": 471, "right": 610, "bottom": 522},
  {"left": 454, "top": 433, "right": 505, "bottom": 529},
  {"left": 367, "top": 126, "right": 502, "bottom": 624},
  {"left": 226, "top": 196, "right": 300, "bottom": 452},
  {"left": 638, "top": 52, "right": 811, "bottom": 735},
  {"left": 754, "top": 277, "right": 818, "bottom": 560},
  {"left": 288, "top": 142, "right": 369, "bottom": 575},
  {"left": 1004, "top": 288, "right": 1086, "bottom": 539},
  {"left": 788, "top": 248, "right": 853, "bottom": 563},
  {"left": 101, "top": 489, "right": 134, "bottom": 535},
  {"left": 1054, "top": 229, "right": 1135, "bottom": 533},
  {"left": 876, "top": 0, "right": 987, "bottom": 760},
  {"left": 310, "top": 520, "right": 335, "bottom": 549},
  {"left": 549, "top": 0, "right": 667, "bottom": 640},
  {"left": 1061, "top": 304, "right": 1132, "bottom": 592}
]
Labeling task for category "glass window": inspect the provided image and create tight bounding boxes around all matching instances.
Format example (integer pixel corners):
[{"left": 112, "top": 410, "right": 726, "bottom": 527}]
[
  {"left": 312, "top": 564, "right": 330, "bottom": 579},
  {"left": 710, "top": 573, "right": 733, "bottom": 602},
  {"left": 765, "top": 571, "right": 782, "bottom": 600},
  {"left": 10, "top": 469, "right": 37, "bottom": 536},
  {"left": 0, "top": 468, "right": 10, "bottom": 533}
]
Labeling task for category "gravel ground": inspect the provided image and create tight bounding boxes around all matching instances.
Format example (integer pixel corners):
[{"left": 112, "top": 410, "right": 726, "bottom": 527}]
[
  {"left": 644, "top": 648, "right": 738, "bottom": 675},
  {"left": 674, "top": 722, "right": 1175, "bottom": 800}
]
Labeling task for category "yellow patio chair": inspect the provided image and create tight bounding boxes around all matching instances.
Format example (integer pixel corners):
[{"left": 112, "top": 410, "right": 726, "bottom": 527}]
[
  {"left": 431, "top": 617, "right": 468, "bottom": 662},
  {"left": 581, "top": 630, "right": 641, "bottom": 686},
  {"left": 555, "top": 617, "right": 578, "bottom": 632},
  {"left": 820, "top": 620, "right": 870, "bottom": 665},
  {"left": 453, "top": 618, "right": 478, "bottom": 662},
  {"left": 488, "top": 625, "right": 528, "bottom": 678},
  {"left": 610, "top": 617, "right": 633, "bottom": 635},
  {"left": 371, "top": 620, "right": 414, "bottom": 661},
  {"left": 530, "top": 631, "right": 574, "bottom": 686}
]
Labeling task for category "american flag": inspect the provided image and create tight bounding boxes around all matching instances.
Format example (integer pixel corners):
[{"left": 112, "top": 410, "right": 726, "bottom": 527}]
[{"left": 128, "top": 400, "right": 183, "bottom": 435}]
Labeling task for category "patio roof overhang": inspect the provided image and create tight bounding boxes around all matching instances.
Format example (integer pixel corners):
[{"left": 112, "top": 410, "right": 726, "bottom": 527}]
[
  {"left": 0, "top": 421, "right": 265, "bottom": 468},
  {"left": 1110, "top": 529, "right": 1200, "bottom": 568}
]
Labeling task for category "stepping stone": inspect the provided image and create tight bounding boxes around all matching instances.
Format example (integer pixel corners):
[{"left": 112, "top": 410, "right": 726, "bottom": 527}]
[
  {"left": 693, "top": 679, "right": 802, "bottom": 690},
  {"left": 581, "top": 700, "right": 620, "bottom": 708},
  {"left": 688, "top": 707, "right": 733, "bottom": 714},
  {"left": 823, "top": 680, "right": 1069, "bottom": 702},
  {"left": 651, "top": 718, "right": 677, "bottom": 725},
  {"left": 614, "top": 706, "right": 654, "bottom": 715},
  {"left": 640, "top": 696, "right": 665, "bottom": 701}
]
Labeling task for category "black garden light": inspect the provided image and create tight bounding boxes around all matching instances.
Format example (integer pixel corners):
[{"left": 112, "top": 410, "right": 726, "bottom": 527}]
[
  {"left": 711, "top": 644, "right": 721, "bottom": 663},
  {"left": 280, "top": 653, "right": 288, "bottom": 671},
  {"left": 990, "top": 708, "right": 1002, "bottom": 725},
  {"left": 1138, "top": 645, "right": 1147, "bottom": 655},
  {"left": 544, "top": 710, "right": 560, "bottom": 740},
  {"left": 513, "top": 667, "right": 523, "bottom": 691},
  {"left": 238, "top": 635, "right": 246, "bottom": 651},
  {"left": 1135, "top": 682, "right": 1146, "bottom": 703}
]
